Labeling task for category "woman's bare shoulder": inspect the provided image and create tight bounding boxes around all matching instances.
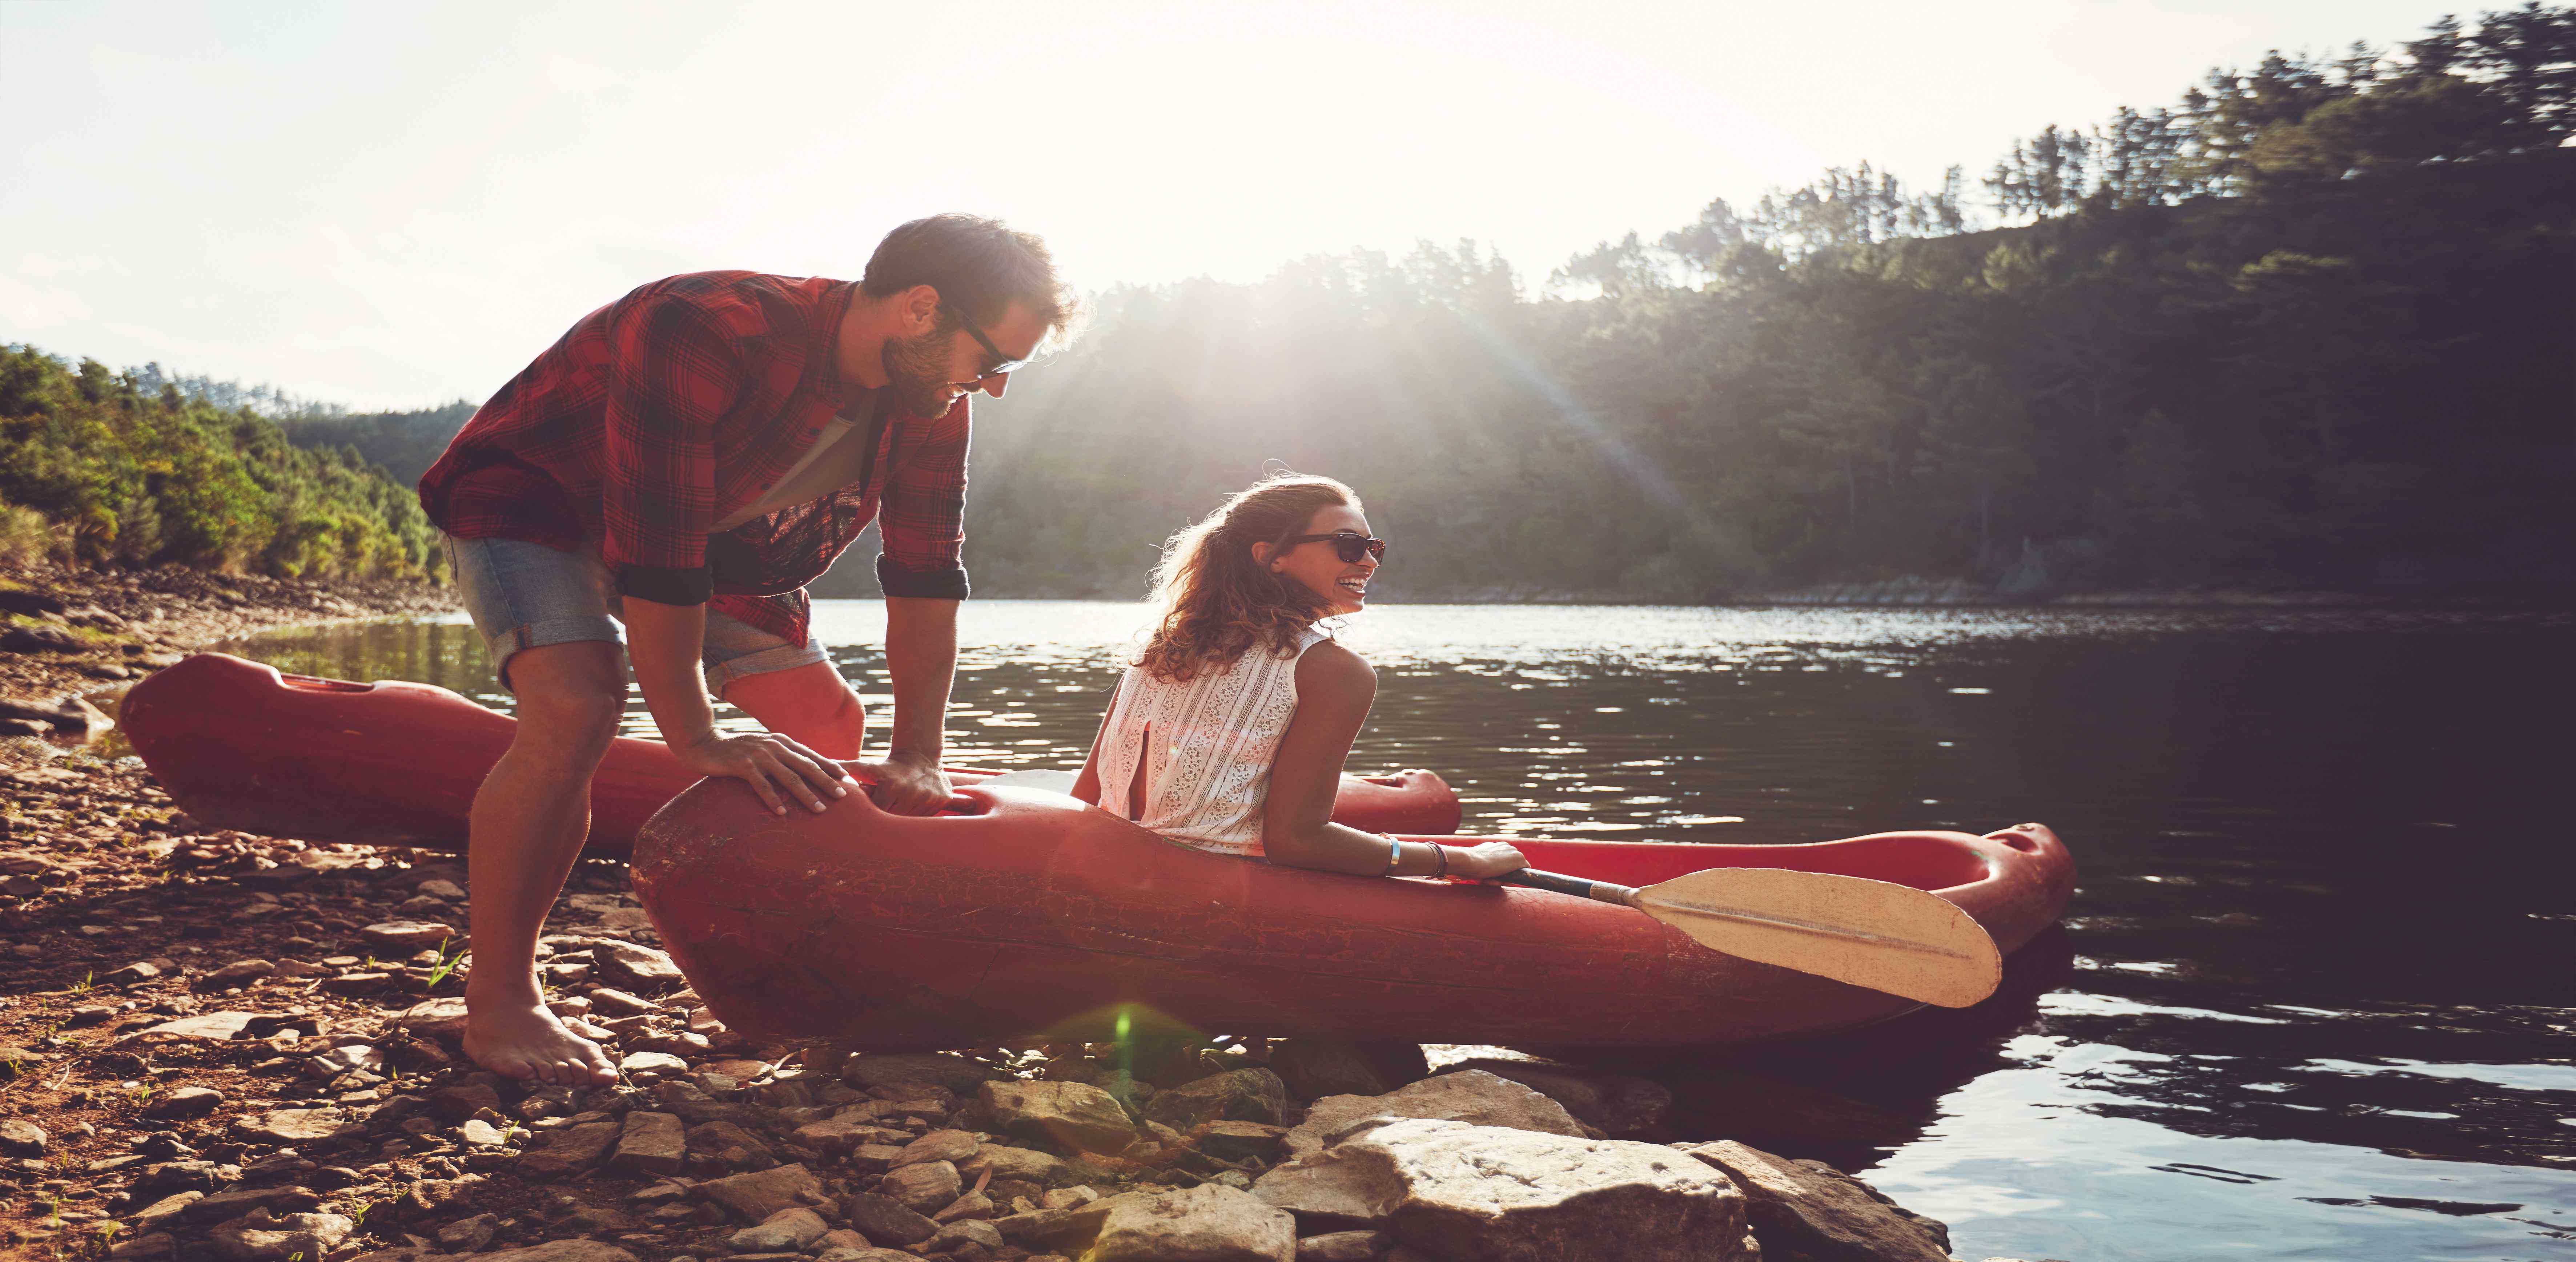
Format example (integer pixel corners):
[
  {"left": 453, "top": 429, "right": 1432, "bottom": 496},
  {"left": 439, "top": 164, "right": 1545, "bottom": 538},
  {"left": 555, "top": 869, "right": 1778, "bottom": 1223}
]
[{"left": 1296, "top": 637, "right": 1376, "bottom": 697}]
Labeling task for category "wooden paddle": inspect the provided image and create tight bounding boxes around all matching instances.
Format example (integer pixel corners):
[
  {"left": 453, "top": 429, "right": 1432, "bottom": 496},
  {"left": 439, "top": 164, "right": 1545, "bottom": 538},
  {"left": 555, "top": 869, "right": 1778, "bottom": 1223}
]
[{"left": 1494, "top": 866, "right": 2002, "bottom": 1008}]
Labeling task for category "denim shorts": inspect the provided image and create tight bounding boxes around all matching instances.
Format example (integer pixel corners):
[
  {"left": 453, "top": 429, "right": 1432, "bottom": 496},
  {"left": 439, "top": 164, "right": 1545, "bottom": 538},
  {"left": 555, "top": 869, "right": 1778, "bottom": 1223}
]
[{"left": 441, "top": 534, "right": 827, "bottom": 692}]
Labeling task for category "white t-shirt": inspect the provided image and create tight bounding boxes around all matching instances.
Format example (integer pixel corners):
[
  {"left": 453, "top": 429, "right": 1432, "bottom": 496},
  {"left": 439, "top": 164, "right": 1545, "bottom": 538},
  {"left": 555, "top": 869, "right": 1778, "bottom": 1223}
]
[{"left": 712, "top": 407, "right": 878, "bottom": 532}]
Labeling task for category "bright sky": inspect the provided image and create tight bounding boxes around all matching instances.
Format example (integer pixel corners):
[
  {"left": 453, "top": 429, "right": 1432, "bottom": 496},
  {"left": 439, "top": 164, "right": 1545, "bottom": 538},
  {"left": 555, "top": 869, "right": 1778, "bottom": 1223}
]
[{"left": 3, "top": 0, "right": 2457, "bottom": 409}]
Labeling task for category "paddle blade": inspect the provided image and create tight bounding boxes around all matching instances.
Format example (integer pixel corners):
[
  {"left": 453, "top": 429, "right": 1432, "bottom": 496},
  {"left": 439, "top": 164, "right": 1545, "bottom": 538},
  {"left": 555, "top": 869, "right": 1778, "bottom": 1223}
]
[{"left": 1635, "top": 867, "right": 2002, "bottom": 1008}]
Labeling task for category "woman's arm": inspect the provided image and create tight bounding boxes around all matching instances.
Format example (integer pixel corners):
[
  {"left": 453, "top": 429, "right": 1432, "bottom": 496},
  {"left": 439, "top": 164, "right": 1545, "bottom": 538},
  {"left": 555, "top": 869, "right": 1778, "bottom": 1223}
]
[{"left": 1263, "top": 642, "right": 1523, "bottom": 878}]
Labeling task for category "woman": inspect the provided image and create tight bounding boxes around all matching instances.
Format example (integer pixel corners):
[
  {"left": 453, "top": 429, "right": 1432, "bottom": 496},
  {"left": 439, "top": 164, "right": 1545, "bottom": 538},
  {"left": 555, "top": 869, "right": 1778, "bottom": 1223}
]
[{"left": 1070, "top": 473, "right": 1527, "bottom": 879}]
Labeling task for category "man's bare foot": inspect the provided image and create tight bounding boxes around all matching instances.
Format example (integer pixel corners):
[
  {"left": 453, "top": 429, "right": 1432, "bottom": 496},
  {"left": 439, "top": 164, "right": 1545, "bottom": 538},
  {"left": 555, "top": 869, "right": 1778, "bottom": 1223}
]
[{"left": 462, "top": 995, "right": 619, "bottom": 1086}]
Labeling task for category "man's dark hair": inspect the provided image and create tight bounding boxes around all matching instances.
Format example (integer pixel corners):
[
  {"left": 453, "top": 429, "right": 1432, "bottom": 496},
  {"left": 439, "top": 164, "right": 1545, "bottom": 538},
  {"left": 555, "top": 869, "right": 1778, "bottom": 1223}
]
[{"left": 863, "top": 214, "right": 1074, "bottom": 336}]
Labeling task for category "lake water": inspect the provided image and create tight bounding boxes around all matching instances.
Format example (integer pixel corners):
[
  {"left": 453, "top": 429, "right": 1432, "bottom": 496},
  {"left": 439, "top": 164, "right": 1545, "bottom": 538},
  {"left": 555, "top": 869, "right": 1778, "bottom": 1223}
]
[{"left": 206, "top": 600, "right": 2576, "bottom": 1262}]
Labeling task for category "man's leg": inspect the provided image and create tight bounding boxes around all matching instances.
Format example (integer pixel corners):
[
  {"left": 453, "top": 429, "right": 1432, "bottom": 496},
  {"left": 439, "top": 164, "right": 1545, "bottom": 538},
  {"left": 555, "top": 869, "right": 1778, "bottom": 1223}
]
[
  {"left": 701, "top": 610, "right": 865, "bottom": 758},
  {"left": 719, "top": 661, "right": 867, "bottom": 759},
  {"left": 461, "top": 640, "right": 627, "bottom": 1086}
]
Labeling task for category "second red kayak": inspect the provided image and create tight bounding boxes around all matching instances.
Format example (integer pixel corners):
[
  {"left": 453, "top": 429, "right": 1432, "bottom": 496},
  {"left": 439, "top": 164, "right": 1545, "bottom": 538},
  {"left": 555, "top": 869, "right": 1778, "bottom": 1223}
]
[{"left": 117, "top": 652, "right": 1464, "bottom": 855}]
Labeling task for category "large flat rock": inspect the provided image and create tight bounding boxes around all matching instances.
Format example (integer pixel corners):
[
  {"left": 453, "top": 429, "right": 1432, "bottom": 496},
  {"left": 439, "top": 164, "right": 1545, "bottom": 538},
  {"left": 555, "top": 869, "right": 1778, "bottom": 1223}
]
[
  {"left": 1256, "top": 1118, "right": 1747, "bottom": 1262},
  {"left": 1283, "top": 1069, "right": 1588, "bottom": 1158}
]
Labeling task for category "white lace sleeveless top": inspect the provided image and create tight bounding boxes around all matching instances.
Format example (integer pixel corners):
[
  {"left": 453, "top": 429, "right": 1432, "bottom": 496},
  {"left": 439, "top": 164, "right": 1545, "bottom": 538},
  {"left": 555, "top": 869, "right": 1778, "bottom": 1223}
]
[{"left": 1096, "top": 626, "right": 1330, "bottom": 856}]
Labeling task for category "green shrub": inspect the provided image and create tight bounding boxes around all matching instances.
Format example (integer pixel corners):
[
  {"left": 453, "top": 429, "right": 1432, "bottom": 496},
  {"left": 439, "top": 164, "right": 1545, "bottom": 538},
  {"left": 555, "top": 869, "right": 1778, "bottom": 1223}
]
[
  {"left": 0, "top": 499, "right": 67, "bottom": 568},
  {"left": 0, "top": 346, "right": 439, "bottom": 579}
]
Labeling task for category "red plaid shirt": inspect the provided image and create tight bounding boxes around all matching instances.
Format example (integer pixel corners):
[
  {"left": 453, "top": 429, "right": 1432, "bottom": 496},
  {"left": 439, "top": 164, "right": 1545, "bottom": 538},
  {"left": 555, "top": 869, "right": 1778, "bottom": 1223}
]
[{"left": 418, "top": 271, "right": 970, "bottom": 647}]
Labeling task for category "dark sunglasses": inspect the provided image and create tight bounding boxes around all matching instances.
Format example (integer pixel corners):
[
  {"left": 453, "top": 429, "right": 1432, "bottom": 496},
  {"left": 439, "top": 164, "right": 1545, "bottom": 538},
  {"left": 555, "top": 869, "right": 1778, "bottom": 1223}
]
[
  {"left": 1285, "top": 530, "right": 1387, "bottom": 564},
  {"left": 945, "top": 303, "right": 1033, "bottom": 379}
]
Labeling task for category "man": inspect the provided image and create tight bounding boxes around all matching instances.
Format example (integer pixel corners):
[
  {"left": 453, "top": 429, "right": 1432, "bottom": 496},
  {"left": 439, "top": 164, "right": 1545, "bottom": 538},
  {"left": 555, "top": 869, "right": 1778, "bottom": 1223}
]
[{"left": 417, "top": 215, "right": 1071, "bottom": 1084}]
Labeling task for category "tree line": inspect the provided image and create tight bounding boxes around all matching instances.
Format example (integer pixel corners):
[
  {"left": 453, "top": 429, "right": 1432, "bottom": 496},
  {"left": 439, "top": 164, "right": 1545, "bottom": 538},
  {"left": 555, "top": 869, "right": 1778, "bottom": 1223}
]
[
  {"left": 912, "top": 3, "right": 2573, "bottom": 600},
  {"left": 15, "top": 4, "right": 2568, "bottom": 600}
]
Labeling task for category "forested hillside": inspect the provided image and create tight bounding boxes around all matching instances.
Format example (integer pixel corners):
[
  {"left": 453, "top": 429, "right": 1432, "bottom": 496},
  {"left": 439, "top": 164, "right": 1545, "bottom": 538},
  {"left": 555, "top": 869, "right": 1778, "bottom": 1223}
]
[
  {"left": 276, "top": 402, "right": 478, "bottom": 491},
  {"left": 920, "top": 4, "right": 2574, "bottom": 601},
  {"left": 0, "top": 348, "right": 439, "bottom": 578}
]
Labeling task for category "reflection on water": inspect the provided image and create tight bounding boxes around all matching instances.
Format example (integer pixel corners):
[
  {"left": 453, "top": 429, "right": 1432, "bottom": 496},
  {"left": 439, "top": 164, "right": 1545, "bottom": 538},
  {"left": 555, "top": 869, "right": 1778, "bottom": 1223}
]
[{"left": 198, "top": 602, "right": 2576, "bottom": 1262}]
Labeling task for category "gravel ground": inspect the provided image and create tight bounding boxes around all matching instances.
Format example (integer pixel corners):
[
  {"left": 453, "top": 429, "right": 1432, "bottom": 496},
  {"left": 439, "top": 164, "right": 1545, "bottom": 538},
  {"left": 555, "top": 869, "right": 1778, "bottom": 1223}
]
[{"left": 0, "top": 784, "right": 1341, "bottom": 1262}]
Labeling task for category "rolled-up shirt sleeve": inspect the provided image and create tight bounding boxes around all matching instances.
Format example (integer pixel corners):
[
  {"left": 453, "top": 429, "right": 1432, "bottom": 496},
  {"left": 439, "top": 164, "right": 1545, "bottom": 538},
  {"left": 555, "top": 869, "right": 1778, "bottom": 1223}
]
[
  {"left": 599, "top": 296, "right": 741, "bottom": 605},
  {"left": 875, "top": 396, "right": 971, "bottom": 600}
]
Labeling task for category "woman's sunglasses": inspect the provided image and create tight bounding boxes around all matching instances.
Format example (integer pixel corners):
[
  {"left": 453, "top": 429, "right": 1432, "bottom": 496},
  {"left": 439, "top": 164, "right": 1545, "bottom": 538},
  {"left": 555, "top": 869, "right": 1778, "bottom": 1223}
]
[{"left": 1285, "top": 531, "right": 1387, "bottom": 564}]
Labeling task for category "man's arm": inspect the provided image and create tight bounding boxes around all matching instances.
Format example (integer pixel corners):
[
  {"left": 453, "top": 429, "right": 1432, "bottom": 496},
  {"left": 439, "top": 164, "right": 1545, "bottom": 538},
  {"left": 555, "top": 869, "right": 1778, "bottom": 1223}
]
[
  {"left": 862, "top": 594, "right": 959, "bottom": 814},
  {"left": 867, "top": 395, "right": 972, "bottom": 815},
  {"left": 627, "top": 596, "right": 849, "bottom": 815},
  {"left": 595, "top": 290, "right": 849, "bottom": 816}
]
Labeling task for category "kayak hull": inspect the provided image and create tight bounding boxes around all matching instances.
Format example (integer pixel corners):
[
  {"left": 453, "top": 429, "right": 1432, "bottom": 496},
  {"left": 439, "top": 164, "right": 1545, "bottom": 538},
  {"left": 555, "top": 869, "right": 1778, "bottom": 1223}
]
[
  {"left": 632, "top": 778, "right": 2076, "bottom": 1049},
  {"left": 117, "top": 653, "right": 1463, "bottom": 855}
]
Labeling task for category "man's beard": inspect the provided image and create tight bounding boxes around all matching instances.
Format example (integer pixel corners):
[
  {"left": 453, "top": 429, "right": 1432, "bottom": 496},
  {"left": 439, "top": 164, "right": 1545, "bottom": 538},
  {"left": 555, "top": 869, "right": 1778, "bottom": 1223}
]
[{"left": 881, "top": 327, "right": 958, "bottom": 416}]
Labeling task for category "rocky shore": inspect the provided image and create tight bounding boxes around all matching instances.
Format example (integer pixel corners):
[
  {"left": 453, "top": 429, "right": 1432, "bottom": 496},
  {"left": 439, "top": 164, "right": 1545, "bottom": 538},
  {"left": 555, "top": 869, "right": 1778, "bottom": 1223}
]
[{"left": 0, "top": 562, "right": 452, "bottom": 737}]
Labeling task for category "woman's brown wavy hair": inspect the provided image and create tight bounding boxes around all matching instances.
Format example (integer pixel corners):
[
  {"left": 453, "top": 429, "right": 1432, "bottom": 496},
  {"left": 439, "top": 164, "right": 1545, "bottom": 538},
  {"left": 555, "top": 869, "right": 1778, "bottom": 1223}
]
[{"left": 1136, "top": 472, "right": 1361, "bottom": 683}]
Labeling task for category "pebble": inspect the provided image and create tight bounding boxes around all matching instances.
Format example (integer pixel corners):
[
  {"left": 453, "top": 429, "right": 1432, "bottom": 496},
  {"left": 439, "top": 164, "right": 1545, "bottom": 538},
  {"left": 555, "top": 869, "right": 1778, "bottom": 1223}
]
[
  {"left": 619, "top": 1050, "right": 691, "bottom": 1076},
  {"left": 142, "top": 1086, "right": 225, "bottom": 1119},
  {"left": 611, "top": 1110, "right": 686, "bottom": 1175},
  {"left": 891, "top": 1128, "right": 981, "bottom": 1169},
  {"left": 695, "top": 1162, "right": 828, "bottom": 1223},
  {"left": 435, "top": 1212, "right": 499, "bottom": 1251},
  {"left": 360, "top": 921, "right": 457, "bottom": 952},
  {"left": 587, "top": 987, "right": 662, "bottom": 1017},
  {"left": 198, "top": 957, "right": 277, "bottom": 988},
  {"left": 592, "top": 940, "right": 686, "bottom": 991},
  {"left": 309, "top": 1044, "right": 383, "bottom": 1076},
  {"left": 0, "top": 1118, "right": 47, "bottom": 1156},
  {"left": 728, "top": 1206, "right": 830, "bottom": 1252},
  {"left": 232, "top": 1109, "right": 345, "bottom": 1145}
]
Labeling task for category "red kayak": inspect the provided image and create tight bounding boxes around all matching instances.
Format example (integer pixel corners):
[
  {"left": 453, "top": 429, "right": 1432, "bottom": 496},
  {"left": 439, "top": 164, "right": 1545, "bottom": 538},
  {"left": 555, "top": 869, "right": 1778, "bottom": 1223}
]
[
  {"left": 117, "top": 653, "right": 1463, "bottom": 855},
  {"left": 633, "top": 775, "right": 2075, "bottom": 1049}
]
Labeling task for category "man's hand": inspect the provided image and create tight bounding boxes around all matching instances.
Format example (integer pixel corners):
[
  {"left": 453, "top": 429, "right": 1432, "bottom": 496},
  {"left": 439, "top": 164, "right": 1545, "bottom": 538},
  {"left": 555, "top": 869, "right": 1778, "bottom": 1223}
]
[
  {"left": 672, "top": 731, "right": 854, "bottom": 816},
  {"left": 857, "top": 751, "right": 954, "bottom": 816}
]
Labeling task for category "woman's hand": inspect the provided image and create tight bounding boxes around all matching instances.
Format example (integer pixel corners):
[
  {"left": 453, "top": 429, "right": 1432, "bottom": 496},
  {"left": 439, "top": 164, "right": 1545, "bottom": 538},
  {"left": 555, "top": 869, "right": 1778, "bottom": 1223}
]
[
  {"left": 672, "top": 731, "right": 853, "bottom": 816},
  {"left": 1446, "top": 841, "right": 1528, "bottom": 879}
]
